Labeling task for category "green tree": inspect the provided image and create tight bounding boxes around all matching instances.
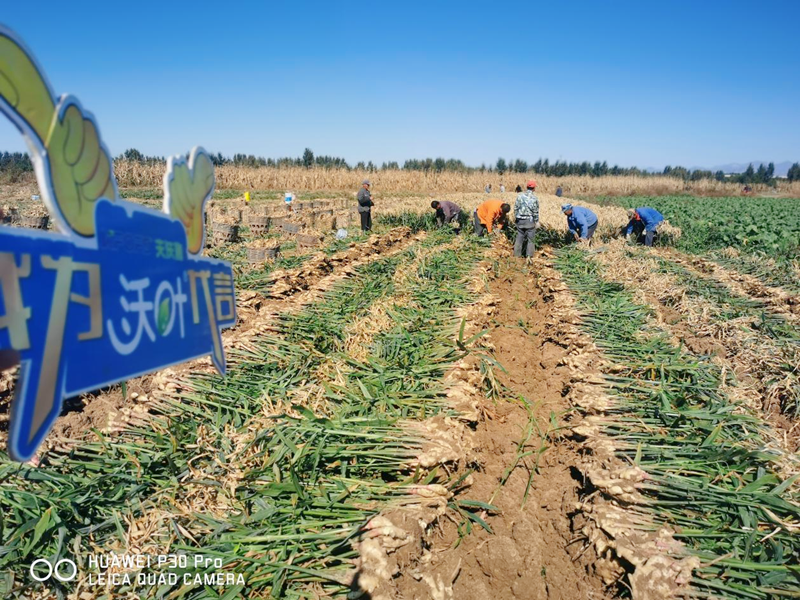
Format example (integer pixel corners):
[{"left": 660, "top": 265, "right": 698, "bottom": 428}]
[
  {"left": 302, "top": 148, "right": 314, "bottom": 169},
  {"left": 787, "top": 162, "right": 800, "bottom": 182},
  {"left": 741, "top": 163, "right": 755, "bottom": 184},
  {"left": 123, "top": 148, "right": 145, "bottom": 162},
  {"left": 714, "top": 170, "right": 726, "bottom": 182},
  {"left": 496, "top": 158, "right": 507, "bottom": 174}
]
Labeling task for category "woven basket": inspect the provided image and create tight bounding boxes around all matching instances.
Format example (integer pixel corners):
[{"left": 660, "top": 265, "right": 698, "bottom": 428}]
[
  {"left": 211, "top": 223, "right": 239, "bottom": 244},
  {"left": 247, "top": 215, "right": 270, "bottom": 236},
  {"left": 282, "top": 222, "right": 302, "bottom": 234},
  {"left": 20, "top": 215, "right": 49, "bottom": 229},
  {"left": 296, "top": 233, "right": 323, "bottom": 248},
  {"left": 246, "top": 246, "right": 267, "bottom": 263},
  {"left": 4, "top": 208, "right": 19, "bottom": 224}
]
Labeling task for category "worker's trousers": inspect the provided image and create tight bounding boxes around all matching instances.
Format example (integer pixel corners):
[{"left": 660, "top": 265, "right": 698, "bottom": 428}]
[
  {"left": 473, "top": 211, "right": 487, "bottom": 237},
  {"left": 631, "top": 222, "right": 657, "bottom": 246},
  {"left": 514, "top": 219, "right": 536, "bottom": 257},
  {"left": 360, "top": 209, "right": 372, "bottom": 232}
]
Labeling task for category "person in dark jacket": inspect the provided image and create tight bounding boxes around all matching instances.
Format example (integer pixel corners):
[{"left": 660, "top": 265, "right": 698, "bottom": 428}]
[
  {"left": 515, "top": 184, "right": 522, "bottom": 193},
  {"left": 562, "top": 203, "right": 598, "bottom": 241},
  {"left": 356, "top": 179, "right": 374, "bottom": 231},
  {"left": 625, "top": 207, "right": 664, "bottom": 247},
  {"left": 555, "top": 185, "right": 563, "bottom": 197},
  {"left": 431, "top": 200, "right": 462, "bottom": 228}
]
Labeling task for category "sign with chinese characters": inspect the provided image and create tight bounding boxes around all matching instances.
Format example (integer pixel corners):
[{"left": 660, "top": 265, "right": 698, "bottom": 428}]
[{"left": 0, "top": 25, "right": 237, "bottom": 461}]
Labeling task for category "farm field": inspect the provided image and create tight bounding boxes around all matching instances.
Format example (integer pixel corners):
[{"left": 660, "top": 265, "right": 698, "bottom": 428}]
[{"left": 1, "top": 188, "right": 799, "bottom": 600}]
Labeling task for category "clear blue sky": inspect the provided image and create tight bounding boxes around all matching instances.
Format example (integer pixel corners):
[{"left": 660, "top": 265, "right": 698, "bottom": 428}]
[{"left": 2, "top": 0, "right": 799, "bottom": 169}]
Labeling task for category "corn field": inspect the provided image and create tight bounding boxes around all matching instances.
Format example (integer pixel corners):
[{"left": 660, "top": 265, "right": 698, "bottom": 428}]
[{"left": 107, "top": 162, "right": 800, "bottom": 196}]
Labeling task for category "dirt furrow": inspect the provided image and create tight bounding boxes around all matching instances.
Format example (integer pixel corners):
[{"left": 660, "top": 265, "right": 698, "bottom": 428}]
[{"left": 357, "top": 242, "right": 616, "bottom": 600}]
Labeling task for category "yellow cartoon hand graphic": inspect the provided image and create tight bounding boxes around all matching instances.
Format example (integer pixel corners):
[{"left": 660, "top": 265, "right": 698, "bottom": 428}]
[
  {"left": 164, "top": 148, "right": 215, "bottom": 255},
  {"left": 0, "top": 27, "right": 117, "bottom": 237}
]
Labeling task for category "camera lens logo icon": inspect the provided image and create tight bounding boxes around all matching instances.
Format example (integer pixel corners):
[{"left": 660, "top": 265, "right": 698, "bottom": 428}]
[{"left": 29, "top": 558, "right": 77, "bottom": 582}]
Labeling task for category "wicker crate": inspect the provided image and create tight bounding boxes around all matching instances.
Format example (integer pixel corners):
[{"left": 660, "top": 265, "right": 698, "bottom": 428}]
[
  {"left": 246, "top": 246, "right": 267, "bottom": 263},
  {"left": 282, "top": 222, "right": 302, "bottom": 234},
  {"left": 296, "top": 233, "right": 323, "bottom": 248},
  {"left": 211, "top": 223, "right": 239, "bottom": 244},
  {"left": 19, "top": 215, "right": 49, "bottom": 229},
  {"left": 247, "top": 215, "right": 271, "bottom": 236}
]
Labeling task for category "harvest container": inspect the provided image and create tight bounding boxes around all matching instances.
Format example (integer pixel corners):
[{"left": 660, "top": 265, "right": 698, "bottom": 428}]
[
  {"left": 247, "top": 215, "right": 271, "bottom": 236},
  {"left": 212, "top": 223, "right": 239, "bottom": 243},
  {"left": 296, "top": 232, "right": 323, "bottom": 248},
  {"left": 19, "top": 215, "right": 49, "bottom": 229}
]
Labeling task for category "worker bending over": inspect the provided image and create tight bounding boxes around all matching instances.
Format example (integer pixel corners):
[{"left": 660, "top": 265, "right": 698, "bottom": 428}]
[
  {"left": 474, "top": 199, "right": 510, "bottom": 237},
  {"left": 431, "top": 200, "right": 462, "bottom": 228},
  {"left": 625, "top": 207, "right": 664, "bottom": 247},
  {"left": 513, "top": 180, "right": 539, "bottom": 257},
  {"left": 562, "top": 203, "right": 598, "bottom": 241}
]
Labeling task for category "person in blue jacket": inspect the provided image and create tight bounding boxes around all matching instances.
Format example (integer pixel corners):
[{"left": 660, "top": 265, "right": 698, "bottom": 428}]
[
  {"left": 562, "top": 203, "right": 598, "bottom": 241},
  {"left": 625, "top": 207, "right": 664, "bottom": 247}
]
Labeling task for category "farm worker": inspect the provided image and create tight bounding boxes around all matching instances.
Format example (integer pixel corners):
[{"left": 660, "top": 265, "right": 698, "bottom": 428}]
[
  {"left": 500, "top": 184, "right": 505, "bottom": 193},
  {"left": 357, "top": 179, "right": 374, "bottom": 232},
  {"left": 515, "top": 184, "right": 522, "bottom": 193},
  {"left": 431, "top": 200, "right": 462, "bottom": 227},
  {"left": 473, "top": 199, "right": 510, "bottom": 237},
  {"left": 556, "top": 185, "right": 563, "bottom": 198},
  {"left": 484, "top": 183, "right": 492, "bottom": 194},
  {"left": 562, "top": 203, "right": 598, "bottom": 241},
  {"left": 513, "top": 180, "right": 539, "bottom": 258},
  {"left": 625, "top": 207, "right": 664, "bottom": 247}
]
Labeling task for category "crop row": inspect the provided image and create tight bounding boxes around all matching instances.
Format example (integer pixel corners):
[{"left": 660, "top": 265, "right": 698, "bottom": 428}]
[
  {"left": 0, "top": 227, "right": 488, "bottom": 598},
  {"left": 556, "top": 247, "right": 800, "bottom": 600}
]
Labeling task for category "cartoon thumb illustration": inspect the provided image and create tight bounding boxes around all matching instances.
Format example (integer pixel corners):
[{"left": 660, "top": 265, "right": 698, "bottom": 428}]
[
  {"left": 0, "top": 25, "right": 118, "bottom": 237},
  {"left": 163, "top": 147, "right": 215, "bottom": 255}
]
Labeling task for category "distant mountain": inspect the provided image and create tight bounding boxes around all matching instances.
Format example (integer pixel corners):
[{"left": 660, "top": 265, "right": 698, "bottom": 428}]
[
  {"left": 642, "top": 162, "right": 793, "bottom": 176},
  {"left": 709, "top": 161, "right": 793, "bottom": 177}
]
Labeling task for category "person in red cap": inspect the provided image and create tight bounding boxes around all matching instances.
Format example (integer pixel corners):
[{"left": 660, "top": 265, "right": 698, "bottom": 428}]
[{"left": 513, "top": 179, "right": 539, "bottom": 257}]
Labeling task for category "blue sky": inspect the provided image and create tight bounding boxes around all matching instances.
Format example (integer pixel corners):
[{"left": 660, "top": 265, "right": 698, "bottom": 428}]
[{"left": 2, "top": 0, "right": 798, "bottom": 169}]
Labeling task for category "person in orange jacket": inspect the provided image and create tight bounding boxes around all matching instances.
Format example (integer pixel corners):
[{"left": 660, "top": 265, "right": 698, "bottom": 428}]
[{"left": 473, "top": 199, "right": 511, "bottom": 237}]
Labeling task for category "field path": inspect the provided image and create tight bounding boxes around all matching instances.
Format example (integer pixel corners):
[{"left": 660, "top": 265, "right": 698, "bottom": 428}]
[{"left": 385, "top": 249, "right": 613, "bottom": 600}]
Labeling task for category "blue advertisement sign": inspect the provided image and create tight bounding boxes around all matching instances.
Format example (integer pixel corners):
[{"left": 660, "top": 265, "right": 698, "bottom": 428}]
[{"left": 0, "top": 25, "right": 237, "bottom": 461}]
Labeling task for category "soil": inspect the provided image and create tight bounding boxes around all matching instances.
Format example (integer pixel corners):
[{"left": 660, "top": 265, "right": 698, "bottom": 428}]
[{"left": 387, "top": 254, "right": 613, "bottom": 600}]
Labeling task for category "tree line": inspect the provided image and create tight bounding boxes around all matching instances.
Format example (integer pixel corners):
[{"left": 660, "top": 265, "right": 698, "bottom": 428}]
[{"left": 2, "top": 148, "right": 799, "bottom": 184}]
